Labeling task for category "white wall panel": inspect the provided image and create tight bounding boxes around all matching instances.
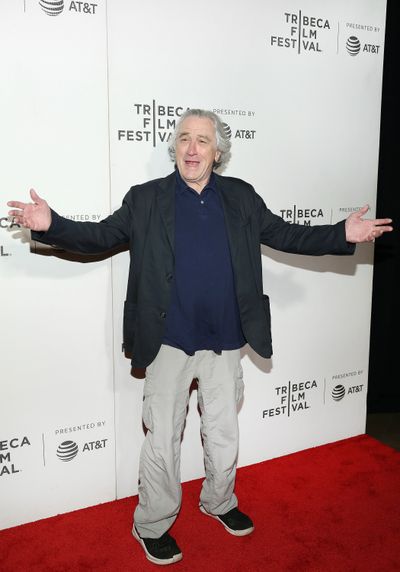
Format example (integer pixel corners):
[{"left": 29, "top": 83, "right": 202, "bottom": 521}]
[
  {"left": 0, "top": 0, "right": 115, "bottom": 529},
  {"left": 0, "top": 0, "right": 386, "bottom": 527}
]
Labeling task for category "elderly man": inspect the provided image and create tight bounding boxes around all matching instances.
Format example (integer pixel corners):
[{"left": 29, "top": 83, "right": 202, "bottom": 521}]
[{"left": 8, "top": 109, "right": 392, "bottom": 566}]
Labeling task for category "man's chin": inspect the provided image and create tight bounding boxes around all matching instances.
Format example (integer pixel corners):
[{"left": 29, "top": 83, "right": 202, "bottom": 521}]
[{"left": 182, "top": 173, "right": 202, "bottom": 184}]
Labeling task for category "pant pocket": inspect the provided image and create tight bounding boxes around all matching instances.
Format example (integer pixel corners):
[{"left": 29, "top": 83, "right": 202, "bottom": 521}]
[
  {"left": 235, "top": 362, "right": 244, "bottom": 404},
  {"left": 142, "top": 372, "right": 154, "bottom": 433},
  {"left": 142, "top": 393, "right": 154, "bottom": 432}
]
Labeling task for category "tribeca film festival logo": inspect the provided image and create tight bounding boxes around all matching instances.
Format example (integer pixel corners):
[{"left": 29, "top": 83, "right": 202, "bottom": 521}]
[
  {"left": 1, "top": 215, "right": 102, "bottom": 257},
  {"left": 270, "top": 11, "right": 331, "bottom": 54},
  {"left": 0, "top": 244, "right": 11, "bottom": 257},
  {"left": 331, "top": 370, "right": 364, "bottom": 402},
  {"left": 262, "top": 379, "right": 318, "bottom": 419},
  {"left": 36, "top": 0, "right": 98, "bottom": 16},
  {"left": 118, "top": 103, "right": 257, "bottom": 147},
  {"left": 0, "top": 216, "right": 21, "bottom": 258},
  {"left": 0, "top": 436, "right": 31, "bottom": 477},
  {"left": 118, "top": 102, "right": 188, "bottom": 147},
  {"left": 279, "top": 205, "right": 325, "bottom": 226}
]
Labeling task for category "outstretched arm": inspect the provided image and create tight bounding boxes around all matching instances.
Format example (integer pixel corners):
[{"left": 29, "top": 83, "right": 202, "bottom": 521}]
[
  {"left": 258, "top": 192, "right": 393, "bottom": 255},
  {"left": 345, "top": 205, "right": 393, "bottom": 243},
  {"left": 8, "top": 189, "right": 51, "bottom": 232},
  {"left": 7, "top": 188, "right": 132, "bottom": 254}
]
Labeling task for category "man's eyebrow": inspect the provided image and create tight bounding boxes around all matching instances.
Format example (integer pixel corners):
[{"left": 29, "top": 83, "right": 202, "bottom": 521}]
[{"left": 177, "top": 131, "right": 212, "bottom": 141}]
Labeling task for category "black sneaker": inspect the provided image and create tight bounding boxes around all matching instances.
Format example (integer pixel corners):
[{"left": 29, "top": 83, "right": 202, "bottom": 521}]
[
  {"left": 200, "top": 504, "right": 254, "bottom": 536},
  {"left": 132, "top": 526, "right": 183, "bottom": 565}
]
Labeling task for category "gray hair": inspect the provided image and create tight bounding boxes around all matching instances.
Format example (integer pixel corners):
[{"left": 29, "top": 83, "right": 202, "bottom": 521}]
[{"left": 168, "top": 109, "right": 231, "bottom": 170}]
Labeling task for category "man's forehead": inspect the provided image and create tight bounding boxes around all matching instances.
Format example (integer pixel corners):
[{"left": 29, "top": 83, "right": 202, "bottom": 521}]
[{"left": 177, "top": 117, "right": 216, "bottom": 137}]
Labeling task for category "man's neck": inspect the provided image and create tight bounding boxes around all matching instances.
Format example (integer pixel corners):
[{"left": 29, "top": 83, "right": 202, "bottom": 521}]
[{"left": 180, "top": 174, "right": 214, "bottom": 195}]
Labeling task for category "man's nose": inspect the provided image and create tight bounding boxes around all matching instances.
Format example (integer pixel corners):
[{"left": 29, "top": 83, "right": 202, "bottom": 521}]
[{"left": 187, "top": 141, "right": 197, "bottom": 154}]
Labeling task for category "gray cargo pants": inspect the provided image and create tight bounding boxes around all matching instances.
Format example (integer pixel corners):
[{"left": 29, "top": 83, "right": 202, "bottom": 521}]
[{"left": 133, "top": 345, "right": 244, "bottom": 538}]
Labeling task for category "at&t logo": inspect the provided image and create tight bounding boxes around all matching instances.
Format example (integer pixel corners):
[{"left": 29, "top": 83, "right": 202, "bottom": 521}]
[
  {"left": 346, "top": 36, "right": 380, "bottom": 56},
  {"left": 222, "top": 122, "right": 255, "bottom": 141},
  {"left": 39, "top": 0, "right": 64, "bottom": 15},
  {"left": 346, "top": 36, "right": 361, "bottom": 56},
  {"left": 57, "top": 440, "right": 78, "bottom": 461},
  {"left": 332, "top": 384, "right": 346, "bottom": 401},
  {"left": 56, "top": 438, "right": 108, "bottom": 461},
  {"left": 222, "top": 123, "right": 256, "bottom": 139},
  {"left": 39, "top": 0, "right": 98, "bottom": 16},
  {"left": 331, "top": 383, "right": 364, "bottom": 401},
  {"left": 222, "top": 123, "right": 232, "bottom": 140}
]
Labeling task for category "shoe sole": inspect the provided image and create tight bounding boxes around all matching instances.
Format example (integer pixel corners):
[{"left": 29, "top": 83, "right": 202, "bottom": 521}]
[
  {"left": 199, "top": 505, "right": 254, "bottom": 537},
  {"left": 132, "top": 526, "right": 183, "bottom": 566}
]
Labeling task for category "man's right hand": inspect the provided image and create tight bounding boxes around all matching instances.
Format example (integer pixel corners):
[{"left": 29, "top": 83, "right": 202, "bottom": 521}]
[{"left": 7, "top": 189, "right": 52, "bottom": 232}]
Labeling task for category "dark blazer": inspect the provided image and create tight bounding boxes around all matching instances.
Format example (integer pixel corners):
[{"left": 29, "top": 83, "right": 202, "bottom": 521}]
[{"left": 32, "top": 171, "right": 355, "bottom": 368}]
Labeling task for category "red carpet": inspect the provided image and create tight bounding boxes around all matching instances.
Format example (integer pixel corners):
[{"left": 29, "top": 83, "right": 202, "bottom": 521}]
[{"left": 1, "top": 435, "right": 399, "bottom": 571}]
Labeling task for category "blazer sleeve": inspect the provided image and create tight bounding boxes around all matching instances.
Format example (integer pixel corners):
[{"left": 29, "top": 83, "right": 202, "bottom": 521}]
[
  {"left": 257, "top": 194, "right": 356, "bottom": 256},
  {"left": 31, "top": 192, "right": 133, "bottom": 254}
]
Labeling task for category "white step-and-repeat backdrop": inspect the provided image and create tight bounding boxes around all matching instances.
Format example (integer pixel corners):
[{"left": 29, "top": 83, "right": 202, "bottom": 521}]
[{"left": 0, "top": 0, "right": 386, "bottom": 529}]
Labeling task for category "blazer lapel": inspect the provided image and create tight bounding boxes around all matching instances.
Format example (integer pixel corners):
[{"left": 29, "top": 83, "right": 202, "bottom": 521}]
[
  {"left": 157, "top": 172, "right": 176, "bottom": 253},
  {"left": 215, "top": 175, "right": 246, "bottom": 265}
]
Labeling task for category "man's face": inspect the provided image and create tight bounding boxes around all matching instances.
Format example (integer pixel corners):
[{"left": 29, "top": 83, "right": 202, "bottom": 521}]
[{"left": 175, "top": 116, "right": 221, "bottom": 193}]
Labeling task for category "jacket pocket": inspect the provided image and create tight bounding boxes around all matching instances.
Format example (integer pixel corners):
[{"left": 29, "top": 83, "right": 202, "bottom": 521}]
[{"left": 123, "top": 301, "right": 137, "bottom": 353}]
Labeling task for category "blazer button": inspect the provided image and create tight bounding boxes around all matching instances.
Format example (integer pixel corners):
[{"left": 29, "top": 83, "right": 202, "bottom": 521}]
[
  {"left": 160, "top": 311, "right": 166, "bottom": 319},
  {"left": 166, "top": 273, "right": 173, "bottom": 282}
]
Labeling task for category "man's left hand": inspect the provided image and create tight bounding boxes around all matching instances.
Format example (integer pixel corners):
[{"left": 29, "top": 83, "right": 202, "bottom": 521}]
[{"left": 345, "top": 205, "right": 393, "bottom": 243}]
